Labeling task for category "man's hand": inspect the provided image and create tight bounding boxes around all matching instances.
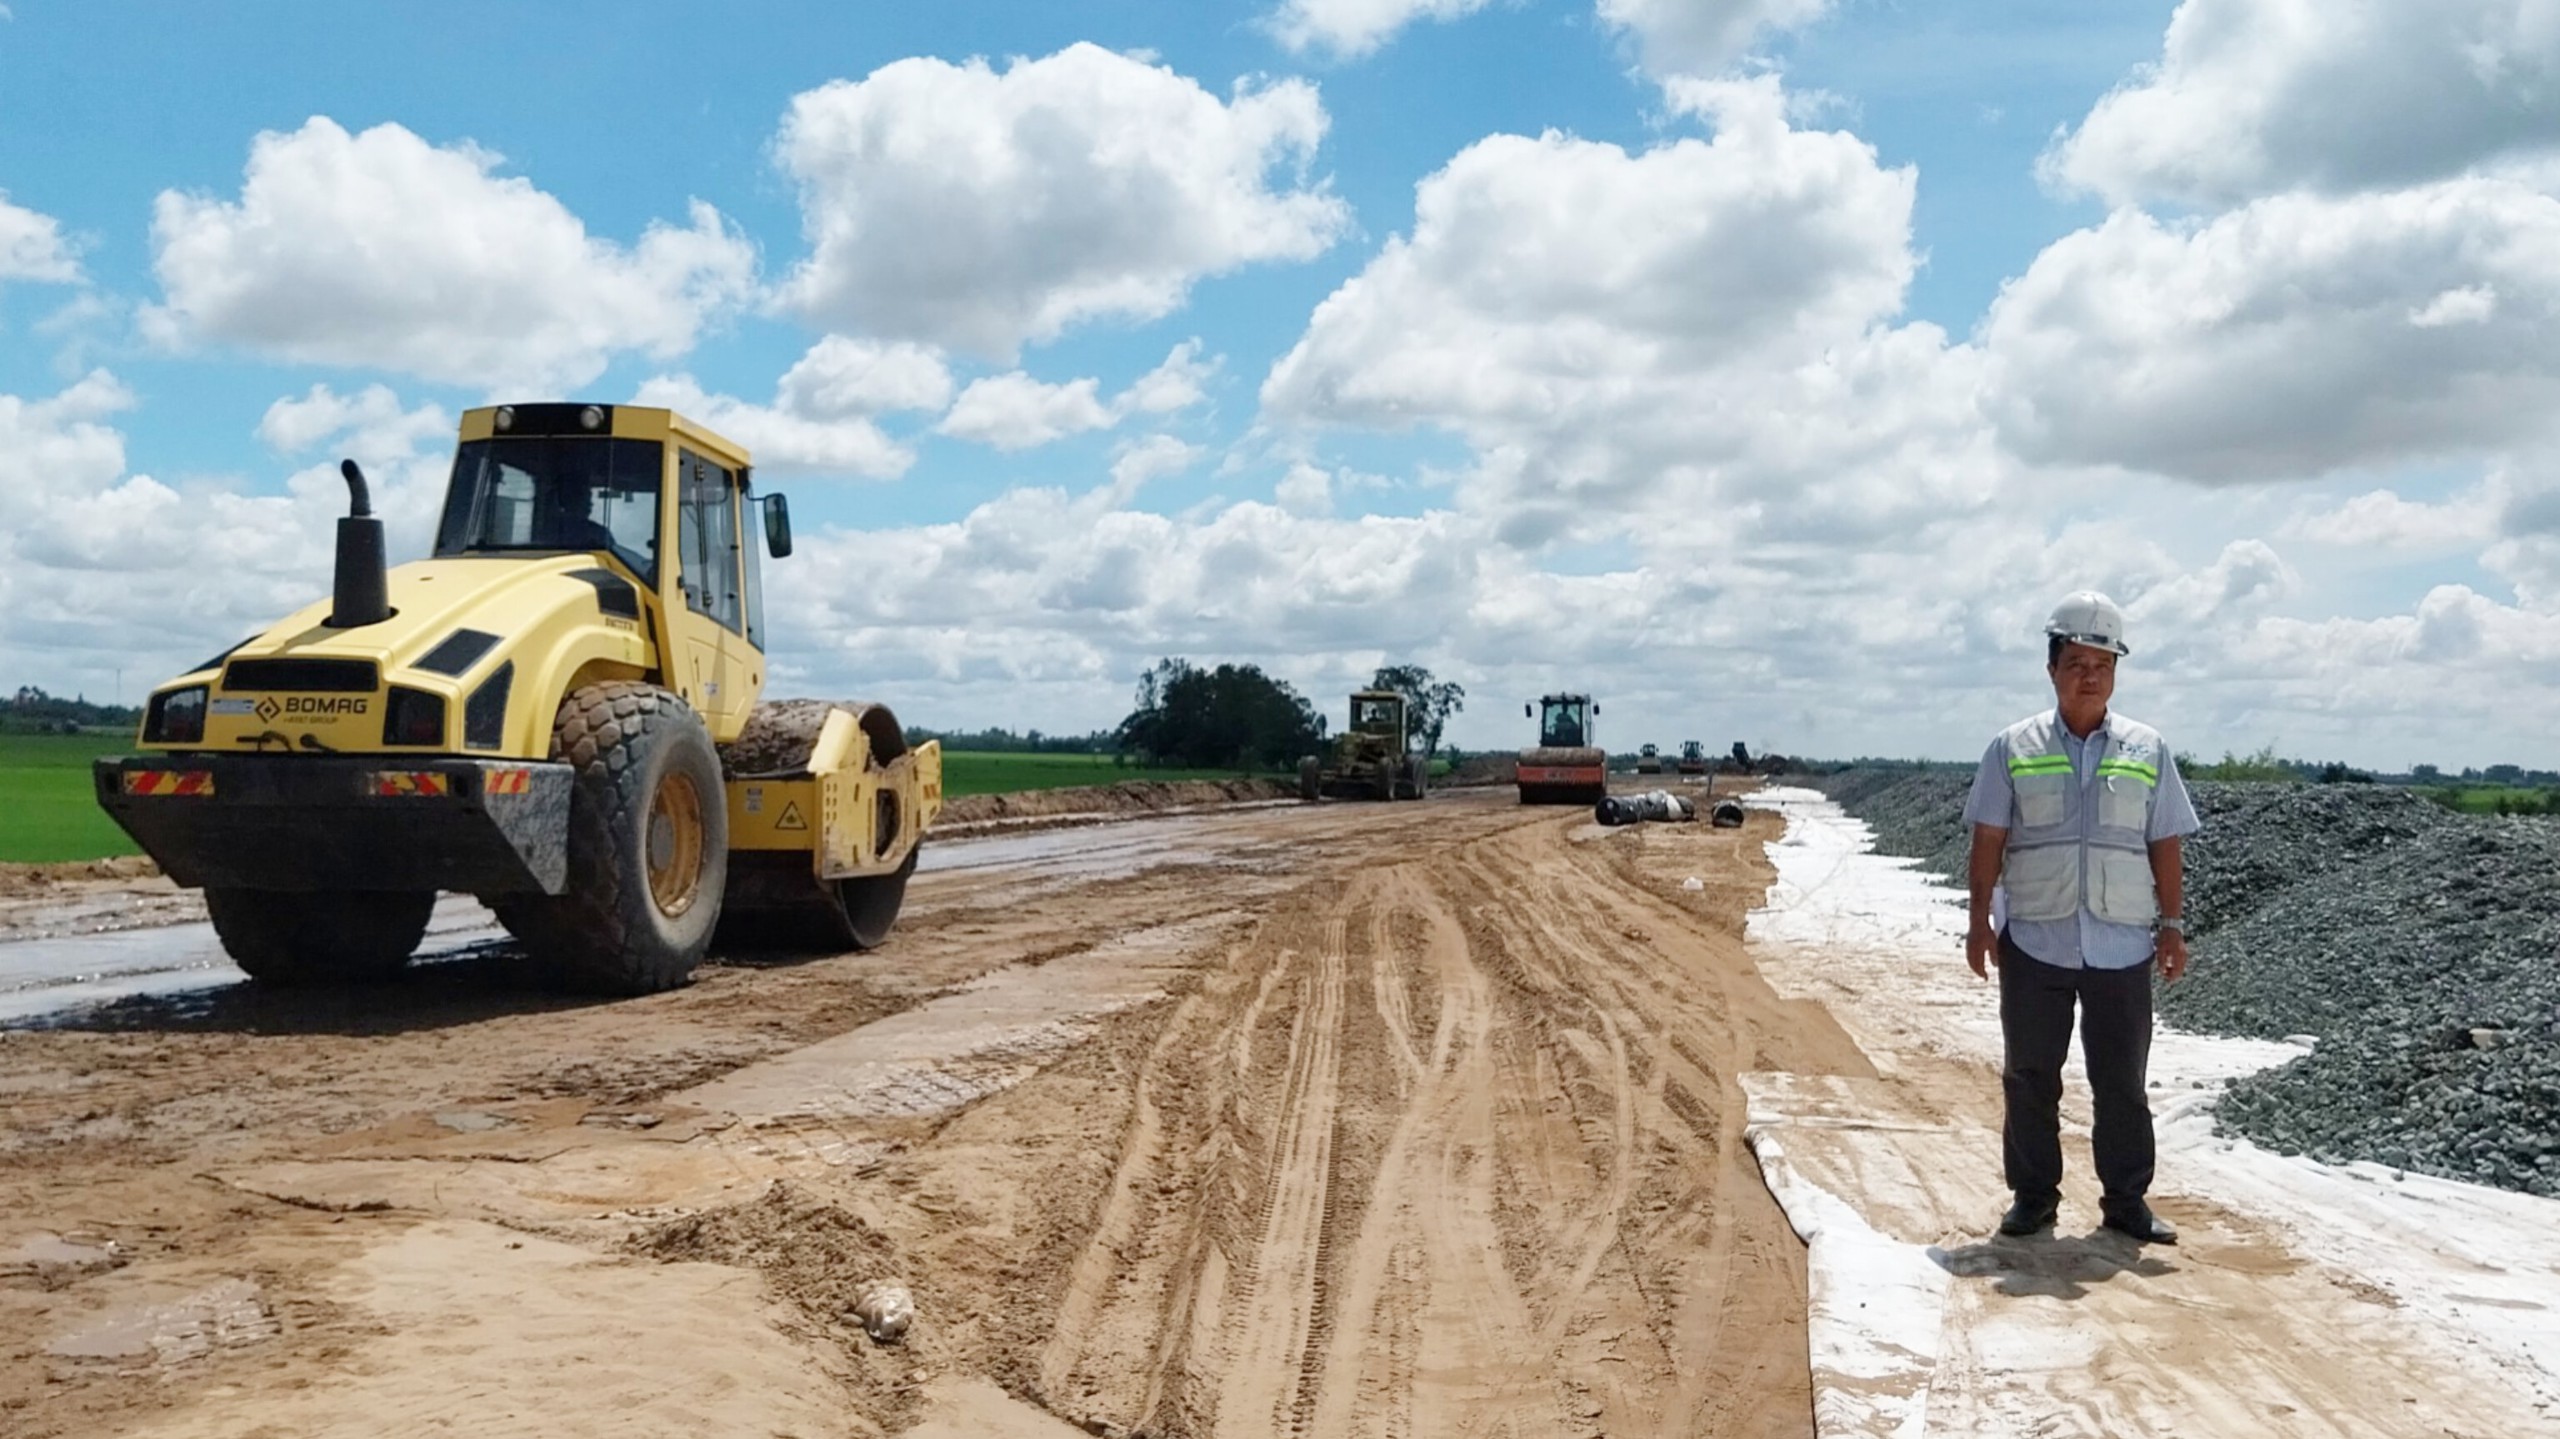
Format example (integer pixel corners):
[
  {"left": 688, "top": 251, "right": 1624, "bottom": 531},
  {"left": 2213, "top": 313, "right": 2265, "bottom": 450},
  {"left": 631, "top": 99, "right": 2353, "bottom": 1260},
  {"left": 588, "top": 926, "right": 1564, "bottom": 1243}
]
[
  {"left": 2154, "top": 929, "right": 2190, "bottom": 983},
  {"left": 1967, "top": 917, "right": 1999, "bottom": 979}
]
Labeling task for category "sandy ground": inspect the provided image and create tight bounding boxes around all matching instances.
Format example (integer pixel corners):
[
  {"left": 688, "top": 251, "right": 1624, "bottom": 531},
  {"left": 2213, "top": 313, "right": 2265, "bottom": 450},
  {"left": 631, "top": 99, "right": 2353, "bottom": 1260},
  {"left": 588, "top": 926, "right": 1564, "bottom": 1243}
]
[
  {"left": 1744, "top": 788, "right": 2560, "bottom": 1439},
  {"left": 1, "top": 780, "right": 1859, "bottom": 1438}
]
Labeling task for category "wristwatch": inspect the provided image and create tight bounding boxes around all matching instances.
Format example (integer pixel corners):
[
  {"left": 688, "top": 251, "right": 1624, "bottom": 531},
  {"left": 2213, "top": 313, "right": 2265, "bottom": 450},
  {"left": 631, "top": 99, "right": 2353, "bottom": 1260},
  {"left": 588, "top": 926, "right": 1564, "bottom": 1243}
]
[{"left": 2155, "top": 916, "right": 2187, "bottom": 935}]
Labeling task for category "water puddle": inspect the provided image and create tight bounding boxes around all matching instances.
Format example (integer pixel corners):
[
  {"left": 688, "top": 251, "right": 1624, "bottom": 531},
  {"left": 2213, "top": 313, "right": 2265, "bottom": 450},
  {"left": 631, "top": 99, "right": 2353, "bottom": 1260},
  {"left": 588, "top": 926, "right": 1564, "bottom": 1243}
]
[
  {"left": 0, "top": 810, "right": 1271, "bottom": 1025},
  {"left": 0, "top": 897, "right": 506, "bottom": 1025},
  {"left": 47, "top": 1277, "right": 279, "bottom": 1364},
  {"left": 4, "top": 1231, "right": 126, "bottom": 1277}
]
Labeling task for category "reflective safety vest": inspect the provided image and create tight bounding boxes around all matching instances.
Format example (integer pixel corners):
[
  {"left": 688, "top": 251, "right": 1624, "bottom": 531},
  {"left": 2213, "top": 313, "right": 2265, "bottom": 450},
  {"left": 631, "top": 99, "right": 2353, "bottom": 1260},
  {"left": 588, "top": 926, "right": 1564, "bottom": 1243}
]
[{"left": 1999, "top": 711, "right": 2164, "bottom": 926}]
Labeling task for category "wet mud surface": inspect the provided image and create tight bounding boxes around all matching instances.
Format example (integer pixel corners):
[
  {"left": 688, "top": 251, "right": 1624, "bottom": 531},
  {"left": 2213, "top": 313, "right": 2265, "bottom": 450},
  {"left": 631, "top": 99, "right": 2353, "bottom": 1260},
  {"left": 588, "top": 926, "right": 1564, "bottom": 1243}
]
[{"left": 1, "top": 781, "right": 1848, "bottom": 1438}]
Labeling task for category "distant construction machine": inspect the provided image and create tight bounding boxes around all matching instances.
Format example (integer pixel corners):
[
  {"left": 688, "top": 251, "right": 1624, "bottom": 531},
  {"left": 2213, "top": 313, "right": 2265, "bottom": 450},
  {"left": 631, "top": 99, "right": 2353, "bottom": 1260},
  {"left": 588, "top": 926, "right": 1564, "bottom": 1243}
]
[
  {"left": 1677, "top": 740, "right": 1708, "bottom": 776},
  {"left": 1635, "top": 742, "right": 1663, "bottom": 775},
  {"left": 97, "top": 402, "right": 942, "bottom": 995},
  {"left": 1517, "top": 693, "right": 1607, "bottom": 805},
  {"left": 1300, "top": 689, "right": 1427, "bottom": 801}
]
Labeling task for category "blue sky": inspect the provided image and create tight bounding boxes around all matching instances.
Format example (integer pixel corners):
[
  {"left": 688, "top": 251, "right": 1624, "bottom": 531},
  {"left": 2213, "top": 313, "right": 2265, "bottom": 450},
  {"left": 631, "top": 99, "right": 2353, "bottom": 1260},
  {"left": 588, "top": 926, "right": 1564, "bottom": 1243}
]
[{"left": 5, "top": 1, "right": 2558, "bottom": 768}]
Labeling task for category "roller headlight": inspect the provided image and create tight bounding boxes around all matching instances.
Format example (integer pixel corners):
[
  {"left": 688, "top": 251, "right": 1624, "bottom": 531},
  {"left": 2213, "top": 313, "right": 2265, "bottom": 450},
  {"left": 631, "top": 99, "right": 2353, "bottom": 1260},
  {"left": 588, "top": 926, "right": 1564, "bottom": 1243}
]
[
  {"left": 143, "top": 685, "right": 209, "bottom": 745},
  {"left": 381, "top": 686, "right": 447, "bottom": 747}
]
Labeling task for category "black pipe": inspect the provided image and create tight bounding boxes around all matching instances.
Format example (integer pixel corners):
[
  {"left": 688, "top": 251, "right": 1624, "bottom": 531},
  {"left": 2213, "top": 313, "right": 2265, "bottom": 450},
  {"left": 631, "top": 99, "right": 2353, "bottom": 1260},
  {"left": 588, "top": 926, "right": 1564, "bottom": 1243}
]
[{"left": 324, "top": 458, "right": 392, "bottom": 629}]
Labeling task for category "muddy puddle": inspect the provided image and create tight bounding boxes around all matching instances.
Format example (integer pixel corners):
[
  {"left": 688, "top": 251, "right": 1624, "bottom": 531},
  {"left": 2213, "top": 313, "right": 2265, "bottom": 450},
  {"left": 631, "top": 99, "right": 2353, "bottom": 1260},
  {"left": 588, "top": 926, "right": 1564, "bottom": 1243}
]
[
  {"left": 0, "top": 811, "right": 1280, "bottom": 1026},
  {"left": 0, "top": 897, "right": 506, "bottom": 1026}
]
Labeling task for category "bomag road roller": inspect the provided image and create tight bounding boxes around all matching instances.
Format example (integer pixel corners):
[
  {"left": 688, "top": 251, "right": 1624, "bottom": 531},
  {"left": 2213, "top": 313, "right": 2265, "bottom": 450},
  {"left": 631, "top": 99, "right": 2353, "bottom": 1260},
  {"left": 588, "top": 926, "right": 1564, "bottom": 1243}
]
[
  {"left": 96, "top": 402, "right": 941, "bottom": 995},
  {"left": 1299, "top": 689, "right": 1426, "bottom": 801},
  {"left": 1516, "top": 693, "right": 1607, "bottom": 805},
  {"left": 1635, "top": 742, "right": 1663, "bottom": 775},
  {"left": 1677, "top": 739, "right": 1707, "bottom": 776}
]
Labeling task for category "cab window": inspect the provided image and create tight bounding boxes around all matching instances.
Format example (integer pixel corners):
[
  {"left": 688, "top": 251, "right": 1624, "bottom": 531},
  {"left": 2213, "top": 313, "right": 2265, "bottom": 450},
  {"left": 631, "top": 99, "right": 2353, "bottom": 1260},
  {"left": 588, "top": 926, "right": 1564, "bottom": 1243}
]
[
  {"left": 677, "top": 449, "right": 744, "bottom": 635},
  {"left": 435, "top": 437, "right": 661, "bottom": 583}
]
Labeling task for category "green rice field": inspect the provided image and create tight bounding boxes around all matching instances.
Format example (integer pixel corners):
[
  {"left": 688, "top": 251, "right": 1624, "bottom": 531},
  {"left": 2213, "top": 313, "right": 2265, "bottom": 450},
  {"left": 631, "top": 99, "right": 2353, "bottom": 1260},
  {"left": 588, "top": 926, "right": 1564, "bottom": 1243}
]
[
  {"left": 0, "top": 732, "right": 141, "bottom": 864},
  {"left": 935, "top": 750, "right": 1261, "bottom": 798},
  {"left": 0, "top": 734, "right": 1259, "bottom": 864}
]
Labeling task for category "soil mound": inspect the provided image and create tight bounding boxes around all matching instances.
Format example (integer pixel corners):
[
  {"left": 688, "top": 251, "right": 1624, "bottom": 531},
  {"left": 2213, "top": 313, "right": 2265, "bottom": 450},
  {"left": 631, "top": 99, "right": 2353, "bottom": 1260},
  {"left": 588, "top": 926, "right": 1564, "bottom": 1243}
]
[{"left": 939, "top": 778, "right": 1293, "bottom": 827}]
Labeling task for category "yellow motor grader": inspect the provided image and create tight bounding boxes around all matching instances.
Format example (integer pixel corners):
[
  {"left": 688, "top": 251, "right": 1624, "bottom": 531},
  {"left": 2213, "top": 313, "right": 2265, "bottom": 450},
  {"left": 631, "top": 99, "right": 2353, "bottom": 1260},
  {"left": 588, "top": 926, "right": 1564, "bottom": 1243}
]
[
  {"left": 1299, "top": 689, "right": 1426, "bottom": 801},
  {"left": 96, "top": 403, "right": 941, "bottom": 994}
]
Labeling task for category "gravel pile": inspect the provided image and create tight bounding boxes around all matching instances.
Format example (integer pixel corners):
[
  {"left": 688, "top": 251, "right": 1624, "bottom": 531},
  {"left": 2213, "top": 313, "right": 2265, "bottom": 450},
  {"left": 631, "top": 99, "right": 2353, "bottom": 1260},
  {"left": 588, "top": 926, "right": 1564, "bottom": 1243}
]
[{"left": 1809, "top": 771, "right": 2560, "bottom": 1199}]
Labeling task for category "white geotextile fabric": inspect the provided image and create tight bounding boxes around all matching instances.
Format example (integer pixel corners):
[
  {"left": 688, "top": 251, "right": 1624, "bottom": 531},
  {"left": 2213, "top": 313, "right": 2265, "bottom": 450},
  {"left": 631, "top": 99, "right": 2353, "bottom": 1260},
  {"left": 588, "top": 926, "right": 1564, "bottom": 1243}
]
[{"left": 1741, "top": 788, "right": 2560, "bottom": 1438}]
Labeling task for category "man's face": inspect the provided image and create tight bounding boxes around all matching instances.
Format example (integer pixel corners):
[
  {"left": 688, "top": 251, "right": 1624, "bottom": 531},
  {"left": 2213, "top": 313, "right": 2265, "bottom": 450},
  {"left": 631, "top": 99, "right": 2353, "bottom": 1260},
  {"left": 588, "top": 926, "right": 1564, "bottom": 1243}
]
[{"left": 2049, "top": 642, "right": 2117, "bottom": 711}]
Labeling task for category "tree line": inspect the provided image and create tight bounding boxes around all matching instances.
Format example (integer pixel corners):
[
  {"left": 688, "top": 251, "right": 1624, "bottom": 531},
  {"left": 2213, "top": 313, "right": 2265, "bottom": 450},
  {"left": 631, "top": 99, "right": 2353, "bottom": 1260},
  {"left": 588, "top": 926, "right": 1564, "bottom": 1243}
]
[{"left": 1111, "top": 658, "right": 1466, "bottom": 772}]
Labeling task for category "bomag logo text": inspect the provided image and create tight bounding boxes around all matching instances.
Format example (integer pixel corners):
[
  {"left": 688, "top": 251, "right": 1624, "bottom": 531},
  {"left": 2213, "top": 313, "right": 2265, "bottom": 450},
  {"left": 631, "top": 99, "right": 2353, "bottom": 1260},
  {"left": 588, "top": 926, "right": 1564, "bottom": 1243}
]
[{"left": 283, "top": 696, "right": 369, "bottom": 716}]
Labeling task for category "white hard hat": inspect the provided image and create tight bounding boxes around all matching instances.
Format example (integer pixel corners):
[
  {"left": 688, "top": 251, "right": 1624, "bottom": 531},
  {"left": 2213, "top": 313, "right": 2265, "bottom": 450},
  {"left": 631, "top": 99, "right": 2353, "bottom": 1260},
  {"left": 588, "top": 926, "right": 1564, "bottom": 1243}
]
[{"left": 2045, "top": 590, "right": 2129, "bottom": 656}]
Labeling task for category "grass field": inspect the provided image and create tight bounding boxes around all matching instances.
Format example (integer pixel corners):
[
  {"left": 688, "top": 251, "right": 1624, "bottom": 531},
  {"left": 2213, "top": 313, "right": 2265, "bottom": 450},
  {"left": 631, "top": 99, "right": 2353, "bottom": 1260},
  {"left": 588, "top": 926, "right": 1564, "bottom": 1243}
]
[
  {"left": 2419, "top": 785, "right": 2560, "bottom": 816},
  {"left": 939, "top": 750, "right": 1265, "bottom": 798},
  {"left": 0, "top": 736, "right": 1265, "bottom": 864},
  {"left": 0, "top": 732, "right": 142, "bottom": 863}
]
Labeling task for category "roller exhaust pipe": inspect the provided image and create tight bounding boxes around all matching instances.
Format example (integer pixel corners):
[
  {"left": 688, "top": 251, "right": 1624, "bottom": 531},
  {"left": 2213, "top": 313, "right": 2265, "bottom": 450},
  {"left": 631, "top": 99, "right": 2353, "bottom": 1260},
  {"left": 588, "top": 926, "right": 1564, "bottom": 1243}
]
[{"left": 324, "top": 458, "right": 392, "bottom": 629}]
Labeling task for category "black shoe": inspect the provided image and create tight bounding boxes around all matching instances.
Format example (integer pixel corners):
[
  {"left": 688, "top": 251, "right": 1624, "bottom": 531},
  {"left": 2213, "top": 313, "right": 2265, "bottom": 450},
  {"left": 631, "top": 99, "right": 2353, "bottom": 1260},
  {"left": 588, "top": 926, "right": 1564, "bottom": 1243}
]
[
  {"left": 1998, "top": 1194, "right": 2059, "bottom": 1237},
  {"left": 2100, "top": 1202, "right": 2177, "bottom": 1245}
]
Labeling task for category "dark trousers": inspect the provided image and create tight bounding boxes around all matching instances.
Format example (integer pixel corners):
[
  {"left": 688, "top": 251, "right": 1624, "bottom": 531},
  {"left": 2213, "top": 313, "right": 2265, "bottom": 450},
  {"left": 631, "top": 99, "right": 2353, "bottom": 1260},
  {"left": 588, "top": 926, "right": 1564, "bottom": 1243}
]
[{"left": 1998, "top": 929, "right": 2155, "bottom": 1208}]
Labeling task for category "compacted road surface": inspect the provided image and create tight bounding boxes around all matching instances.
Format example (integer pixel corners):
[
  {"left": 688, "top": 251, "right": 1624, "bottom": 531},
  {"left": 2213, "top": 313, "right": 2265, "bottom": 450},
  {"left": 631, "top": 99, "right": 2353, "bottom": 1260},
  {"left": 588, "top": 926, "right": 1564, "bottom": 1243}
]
[{"left": 2, "top": 784, "right": 1860, "bottom": 1438}]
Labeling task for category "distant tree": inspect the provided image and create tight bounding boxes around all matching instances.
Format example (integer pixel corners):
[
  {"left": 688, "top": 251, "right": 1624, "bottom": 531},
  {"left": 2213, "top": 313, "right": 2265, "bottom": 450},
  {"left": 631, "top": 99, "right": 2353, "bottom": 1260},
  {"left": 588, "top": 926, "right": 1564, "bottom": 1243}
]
[
  {"left": 1368, "top": 663, "right": 1465, "bottom": 759},
  {"left": 2182, "top": 745, "right": 2295, "bottom": 783},
  {"left": 2410, "top": 763, "right": 2443, "bottom": 784},
  {"left": 1116, "top": 657, "right": 1323, "bottom": 770}
]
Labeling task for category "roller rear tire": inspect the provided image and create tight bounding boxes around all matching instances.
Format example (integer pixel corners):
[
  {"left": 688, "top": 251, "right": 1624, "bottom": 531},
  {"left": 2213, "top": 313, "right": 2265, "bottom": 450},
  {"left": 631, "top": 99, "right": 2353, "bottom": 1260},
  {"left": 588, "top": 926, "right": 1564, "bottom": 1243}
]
[
  {"left": 493, "top": 681, "right": 726, "bottom": 996},
  {"left": 207, "top": 888, "right": 434, "bottom": 985}
]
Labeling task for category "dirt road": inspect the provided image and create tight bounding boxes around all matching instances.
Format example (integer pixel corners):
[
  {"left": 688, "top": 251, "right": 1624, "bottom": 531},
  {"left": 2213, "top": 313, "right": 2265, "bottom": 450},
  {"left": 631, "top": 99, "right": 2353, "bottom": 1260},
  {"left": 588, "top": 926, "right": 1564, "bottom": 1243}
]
[{"left": 2, "top": 784, "right": 1863, "bottom": 1438}]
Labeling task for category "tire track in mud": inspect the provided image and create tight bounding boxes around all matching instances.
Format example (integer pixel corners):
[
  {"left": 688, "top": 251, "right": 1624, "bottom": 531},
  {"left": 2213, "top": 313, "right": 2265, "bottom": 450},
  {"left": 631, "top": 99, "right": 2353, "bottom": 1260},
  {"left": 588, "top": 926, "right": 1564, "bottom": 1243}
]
[{"left": 1023, "top": 806, "right": 1859, "bottom": 1438}]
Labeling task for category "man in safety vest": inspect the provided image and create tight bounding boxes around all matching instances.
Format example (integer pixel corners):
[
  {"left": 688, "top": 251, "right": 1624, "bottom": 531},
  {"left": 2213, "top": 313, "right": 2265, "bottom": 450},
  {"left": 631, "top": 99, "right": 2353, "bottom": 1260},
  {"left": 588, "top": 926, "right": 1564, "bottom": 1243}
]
[{"left": 1962, "top": 590, "right": 2199, "bottom": 1245}]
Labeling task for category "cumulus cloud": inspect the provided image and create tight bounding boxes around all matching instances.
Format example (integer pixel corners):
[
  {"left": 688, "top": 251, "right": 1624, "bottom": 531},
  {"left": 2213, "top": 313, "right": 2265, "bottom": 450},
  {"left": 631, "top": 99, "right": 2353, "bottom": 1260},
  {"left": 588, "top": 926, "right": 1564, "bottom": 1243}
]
[
  {"left": 937, "top": 341, "right": 1221, "bottom": 451},
  {"left": 1264, "top": 0, "right": 1495, "bottom": 58},
  {"left": 145, "top": 117, "right": 755, "bottom": 391},
  {"left": 1597, "top": 0, "right": 1834, "bottom": 79},
  {"left": 2048, "top": 0, "right": 2560, "bottom": 209},
  {"left": 775, "top": 336, "right": 954, "bottom": 418},
  {"left": 0, "top": 379, "right": 459, "bottom": 693},
  {"left": 632, "top": 372, "right": 915, "bottom": 479},
  {"left": 774, "top": 43, "right": 1347, "bottom": 358},
  {"left": 257, "top": 382, "right": 454, "bottom": 458},
  {"left": 1260, "top": 76, "right": 1990, "bottom": 550},
  {"left": 938, "top": 372, "right": 1114, "bottom": 451},
  {"left": 0, "top": 191, "right": 81, "bottom": 287},
  {"left": 2287, "top": 483, "right": 2501, "bottom": 550},
  {"left": 1986, "top": 179, "right": 2560, "bottom": 483}
]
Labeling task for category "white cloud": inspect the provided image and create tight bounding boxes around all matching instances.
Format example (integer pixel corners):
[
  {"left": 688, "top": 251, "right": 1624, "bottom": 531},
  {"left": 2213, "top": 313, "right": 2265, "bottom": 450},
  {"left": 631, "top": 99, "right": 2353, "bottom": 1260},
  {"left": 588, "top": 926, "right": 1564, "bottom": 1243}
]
[
  {"left": 1261, "top": 76, "right": 1982, "bottom": 551},
  {"left": 1120, "top": 339, "right": 1219, "bottom": 416},
  {"left": 631, "top": 372, "right": 915, "bottom": 479},
  {"left": 1597, "top": 0, "right": 1834, "bottom": 80},
  {"left": 1986, "top": 179, "right": 2560, "bottom": 484},
  {"left": 1264, "top": 0, "right": 1495, "bottom": 58},
  {"left": 937, "top": 372, "right": 1113, "bottom": 451},
  {"left": 1275, "top": 461, "right": 1334, "bottom": 516},
  {"left": 2287, "top": 483, "right": 2501, "bottom": 550},
  {"left": 257, "top": 382, "right": 453, "bottom": 457},
  {"left": 775, "top": 336, "right": 954, "bottom": 418},
  {"left": 774, "top": 43, "right": 1347, "bottom": 358},
  {"left": 1102, "top": 434, "right": 1203, "bottom": 507},
  {"left": 2409, "top": 284, "right": 2500, "bottom": 327},
  {"left": 0, "top": 190, "right": 81, "bottom": 286},
  {"left": 0, "top": 379, "right": 461, "bottom": 695},
  {"left": 934, "top": 341, "right": 1220, "bottom": 451},
  {"left": 2049, "top": 0, "right": 2560, "bottom": 209},
  {"left": 145, "top": 117, "right": 755, "bottom": 392}
]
